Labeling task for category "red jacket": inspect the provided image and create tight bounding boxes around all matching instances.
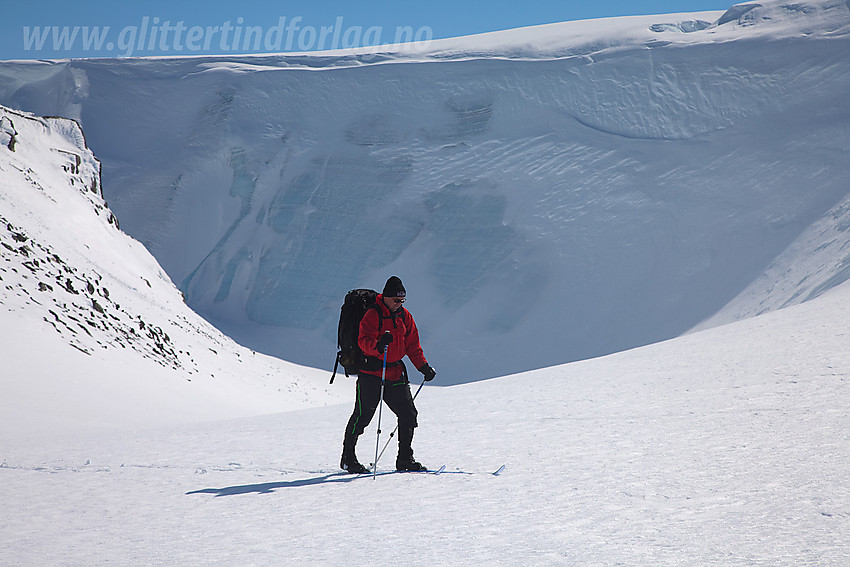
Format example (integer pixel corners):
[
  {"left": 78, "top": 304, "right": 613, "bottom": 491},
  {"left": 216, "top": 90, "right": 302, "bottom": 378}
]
[{"left": 358, "top": 294, "right": 428, "bottom": 382}]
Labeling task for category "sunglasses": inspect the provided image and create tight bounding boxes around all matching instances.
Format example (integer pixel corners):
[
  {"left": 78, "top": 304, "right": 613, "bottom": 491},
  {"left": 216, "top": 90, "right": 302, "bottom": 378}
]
[{"left": 390, "top": 297, "right": 405, "bottom": 304}]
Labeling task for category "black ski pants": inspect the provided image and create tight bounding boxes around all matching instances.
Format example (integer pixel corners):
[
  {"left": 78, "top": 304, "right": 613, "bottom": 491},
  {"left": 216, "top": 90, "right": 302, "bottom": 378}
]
[{"left": 344, "top": 373, "right": 418, "bottom": 439}]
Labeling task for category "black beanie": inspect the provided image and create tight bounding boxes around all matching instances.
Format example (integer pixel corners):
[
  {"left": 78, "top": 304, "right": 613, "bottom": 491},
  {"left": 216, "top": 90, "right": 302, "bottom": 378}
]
[{"left": 382, "top": 276, "right": 406, "bottom": 298}]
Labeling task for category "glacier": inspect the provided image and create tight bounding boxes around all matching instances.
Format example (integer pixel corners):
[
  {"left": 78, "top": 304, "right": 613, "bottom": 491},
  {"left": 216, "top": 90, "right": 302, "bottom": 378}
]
[
  {"left": 1, "top": 0, "right": 849, "bottom": 383},
  {"left": 3, "top": 65, "right": 850, "bottom": 567},
  {"left": 0, "top": 103, "right": 345, "bottom": 433}
]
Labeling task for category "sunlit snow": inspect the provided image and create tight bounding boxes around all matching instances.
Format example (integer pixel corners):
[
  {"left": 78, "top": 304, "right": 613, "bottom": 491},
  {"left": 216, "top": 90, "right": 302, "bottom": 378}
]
[{"left": 1, "top": 1, "right": 849, "bottom": 564}]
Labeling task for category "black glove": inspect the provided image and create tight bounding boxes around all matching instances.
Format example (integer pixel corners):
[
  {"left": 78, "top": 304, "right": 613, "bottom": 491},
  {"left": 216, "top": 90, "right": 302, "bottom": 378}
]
[
  {"left": 376, "top": 332, "right": 393, "bottom": 354},
  {"left": 418, "top": 363, "right": 436, "bottom": 382}
]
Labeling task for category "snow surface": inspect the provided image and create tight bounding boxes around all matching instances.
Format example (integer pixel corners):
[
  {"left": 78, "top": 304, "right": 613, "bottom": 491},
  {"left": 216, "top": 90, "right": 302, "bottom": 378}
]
[
  {"left": 3, "top": 233, "right": 850, "bottom": 564},
  {"left": 1, "top": 110, "right": 848, "bottom": 560},
  {"left": 1, "top": 2, "right": 849, "bottom": 564},
  {"left": 1, "top": 0, "right": 850, "bottom": 383},
  {"left": 0, "top": 105, "right": 344, "bottom": 436}
]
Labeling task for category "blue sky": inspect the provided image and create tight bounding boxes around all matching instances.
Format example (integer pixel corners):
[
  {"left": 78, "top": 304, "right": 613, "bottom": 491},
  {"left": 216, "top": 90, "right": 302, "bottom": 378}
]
[{"left": 4, "top": 1, "right": 732, "bottom": 60}]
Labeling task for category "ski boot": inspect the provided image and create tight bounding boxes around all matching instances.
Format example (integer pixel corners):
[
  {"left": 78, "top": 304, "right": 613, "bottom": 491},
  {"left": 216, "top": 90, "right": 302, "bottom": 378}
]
[
  {"left": 340, "top": 436, "right": 369, "bottom": 474},
  {"left": 396, "top": 427, "right": 426, "bottom": 472}
]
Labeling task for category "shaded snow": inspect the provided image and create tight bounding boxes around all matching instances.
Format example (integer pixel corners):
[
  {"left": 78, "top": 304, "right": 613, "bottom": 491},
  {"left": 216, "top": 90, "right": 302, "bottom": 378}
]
[
  {"left": 0, "top": 105, "right": 345, "bottom": 435},
  {"left": 0, "top": 2, "right": 849, "bottom": 564},
  {"left": 1, "top": 0, "right": 849, "bottom": 383}
]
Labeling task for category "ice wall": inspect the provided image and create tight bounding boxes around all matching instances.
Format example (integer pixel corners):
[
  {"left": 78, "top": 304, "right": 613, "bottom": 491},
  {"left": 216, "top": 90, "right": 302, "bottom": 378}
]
[{"left": 2, "top": 0, "right": 849, "bottom": 383}]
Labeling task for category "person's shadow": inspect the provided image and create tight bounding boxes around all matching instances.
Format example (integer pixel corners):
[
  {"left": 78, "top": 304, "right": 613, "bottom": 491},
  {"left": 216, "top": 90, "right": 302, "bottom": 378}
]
[{"left": 187, "top": 472, "right": 359, "bottom": 497}]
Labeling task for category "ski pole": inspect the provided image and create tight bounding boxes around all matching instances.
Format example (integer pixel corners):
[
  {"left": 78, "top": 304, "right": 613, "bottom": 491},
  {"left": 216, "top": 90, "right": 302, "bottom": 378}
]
[
  {"left": 373, "top": 340, "right": 389, "bottom": 480},
  {"left": 375, "top": 377, "right": 427, "bottom": 464}
]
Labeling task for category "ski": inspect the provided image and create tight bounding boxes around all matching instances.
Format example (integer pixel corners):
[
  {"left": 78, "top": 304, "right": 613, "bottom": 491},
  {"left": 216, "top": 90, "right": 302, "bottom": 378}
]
[
  {"left": 425, "top": 464, "right": 506, "bottom": 476},
  {"left": 367, "top": 464, "right": 446, "bottom": 476},
  {"left": 406, "top": 464, "right": 504, "bottom": 476},
  {"left": 362, "top": 464, "right": 503, "bottom": 477},
  {"left": 395, "top": 464, "right": 445, "bottom": 475}
]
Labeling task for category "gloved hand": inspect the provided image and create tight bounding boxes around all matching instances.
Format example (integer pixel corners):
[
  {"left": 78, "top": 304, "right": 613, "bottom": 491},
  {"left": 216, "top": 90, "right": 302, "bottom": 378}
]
[
  {"left": 418, "top": 363, "right": 436, "bottom": 382},
  {"left": 376, "top": 332, "right": 393, "bottom": 354}
]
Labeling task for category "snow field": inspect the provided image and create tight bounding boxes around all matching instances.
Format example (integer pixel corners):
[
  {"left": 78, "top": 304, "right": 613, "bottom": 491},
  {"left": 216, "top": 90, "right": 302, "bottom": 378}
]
[
  {"left": 3, "top": 281, "right": 848, "bottom": 565},
  {"left": 0, "top": 104, "right": 345, "bottom": 436},
  {"left": 2, "top": 0, "right": 849, "bottom": 384},
  {"left": 1, "top": 2, "right": 850, "bottom": 564}
]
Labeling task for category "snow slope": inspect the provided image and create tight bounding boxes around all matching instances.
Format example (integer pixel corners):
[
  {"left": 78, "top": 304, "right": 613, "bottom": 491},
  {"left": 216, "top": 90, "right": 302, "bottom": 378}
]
[
  {"left": 0, "top": 4, "right": 848, "bottom": 564},
  {"left": 1, "top": 0, "right": 849, "bottom": 383},
  {"left": 0, "top": 104, "right": 345, "bottom": 435},
  {"left": 2, "top": 260, "right": 848, "bottom": 565},
  {"left": 1, "top": 94, "right": 847, "bottom": 567}
]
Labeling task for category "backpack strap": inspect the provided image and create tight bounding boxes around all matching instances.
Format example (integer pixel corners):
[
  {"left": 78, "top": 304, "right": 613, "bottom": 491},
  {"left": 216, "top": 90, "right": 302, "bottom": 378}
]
[
  {"left": 373, "top": 302, "right": 384, "bottom": 329},
  {"left": 362, "top": 356, "right": 403, "bottom": 371},
  {"left": 330, "top": 352, "right": 341, "bottom": 384}
]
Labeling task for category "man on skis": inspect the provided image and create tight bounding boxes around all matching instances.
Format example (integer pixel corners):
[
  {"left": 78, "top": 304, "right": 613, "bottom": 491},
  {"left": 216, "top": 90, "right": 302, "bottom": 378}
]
[{"left": 340, "top": 276, "right": 437, "bottom": 473}]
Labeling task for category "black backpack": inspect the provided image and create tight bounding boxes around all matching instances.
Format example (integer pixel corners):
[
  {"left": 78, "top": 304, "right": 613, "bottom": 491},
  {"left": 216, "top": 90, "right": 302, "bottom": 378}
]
[{"left": 330, "top": 289, "right": 379, "bottom": 383}]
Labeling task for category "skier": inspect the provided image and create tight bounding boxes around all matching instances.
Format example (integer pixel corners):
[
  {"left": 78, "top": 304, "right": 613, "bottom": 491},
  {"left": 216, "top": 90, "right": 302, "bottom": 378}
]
[{"left": 340, "top": 276, "right": 436, "bottom": 473}]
